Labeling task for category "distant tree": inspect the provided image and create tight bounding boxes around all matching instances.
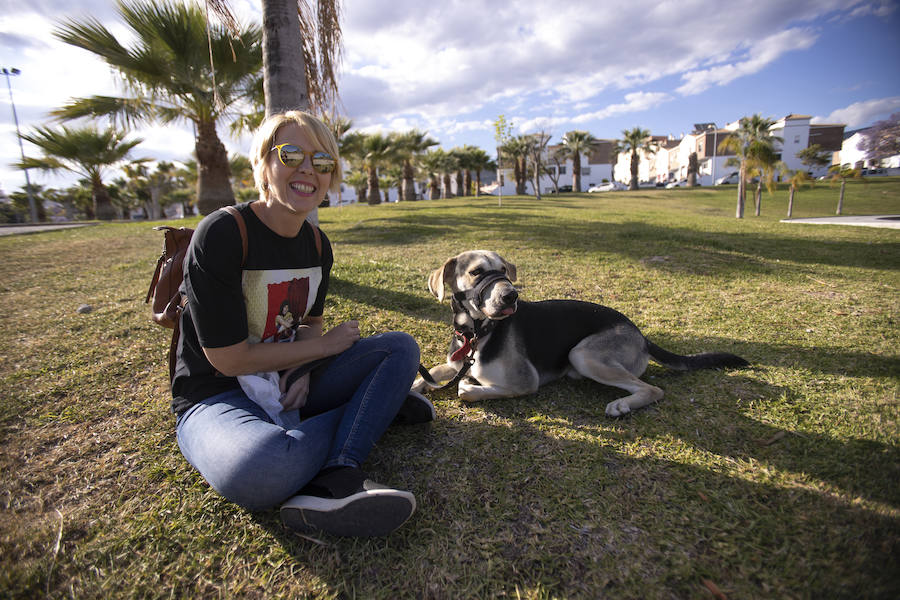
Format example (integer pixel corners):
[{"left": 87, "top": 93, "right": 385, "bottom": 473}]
[
  {"left": 439, "top": 150, "right": 459, "bottom": 199},
  {"left": 360, "top": 133, "right": 395, "bottom": 205},
  {"left": 418, "top": 149, "right": 444, "bottom": 200},
  {"left": 718, "top": 114, "right": 781, "bottom": 218},
  {"left": 560, "top": 130, "right": 600, "bottom": 192},
  {"left": 19, "top": 125, "right": 142, "bottom": 220},
  {"left": 748, "top": 143, "right": 780, "bottom": 216},
  {"left": 545, "top": 146, "right": 567, "bottom": 193},
  {"left": 686, "top": 151, "right": 699, "bottom": 187},
  {"left": 7, "top": 184, "right": 47, "bottom": 222},
  {"left": 466, "top": 147, "right": 494, "bottom": 197},
  {"left": 859, "top": 112, "right": 900, "bottom": 162},
  {"left": 786, "top": 169, "right": 810, "bottom": 218},
  {"left": 342, "top": 169, "right": 366, "bottom": 204},
  {"left": 502, "top": 136, "right": 532, "bottom": 195},
  {"left": 828, "top": 165, "right": 863, "bottom": 215},
  {"left": 620, "top": 127, "right": 656, "bottom": 190},
  {"left": 525, "top": 131, "right": 552, "bottom": 200},
  {"left": 394, "top": 130, "right": 438, "bottom": 201},
  {"left": 796, "top": 144, "right": 831, "bottom": 173}
]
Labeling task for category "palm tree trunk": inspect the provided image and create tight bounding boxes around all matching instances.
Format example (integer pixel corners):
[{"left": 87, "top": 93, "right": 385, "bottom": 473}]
[
  {"left": 261, "top": 0, "right": 308, "bottom": 115},
  {"left": 442, "top": 174, "right": 451, "bottom": 199},
  {"left": 573, "top": 151, "right": 581, "bottom": 192},
  {"left": 195, "top": 119, "right": 235, "bottom": 215},
  {"left": 837, "top": 180, "right": 845, "bottom": 215},
  {"left": 402, "top": 160, "right": 416, "bottom": 201},
  {"left": 455, "top": 172, "right": 463, "bottom": 197},
  {"left": 788, "top": 186, "right": 795, "bottom": 217},
  {"left": 736, "top": 163, "right": 745, "bottom": 218},
  {"left": 463, "top": 170, "right": 472, "bottom": 197},
  {"left": 755, "top": 183, "right": 762, "bottom": 216},
  {"left": 261, "top": 0, "right": 320, "bottom": 225},
  {"left": 91, "top": 174, "right": 116, "bottom": 221},
  {"left": 630, "top": 151, "right": 639, "bottom": 190},
  {"left": 367, "top": 166, "right": 381, "bottom": 205},
  {"left": 430, "top": 176, "right": 439, "bottom": 200},
  {"left": 475, "top": 172, "right": 482, "bottom": 197}
]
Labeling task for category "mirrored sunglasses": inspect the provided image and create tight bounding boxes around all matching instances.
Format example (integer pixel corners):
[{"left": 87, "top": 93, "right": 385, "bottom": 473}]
[{"left": 270, "top": 143, "right": 336, "bottom": 173}]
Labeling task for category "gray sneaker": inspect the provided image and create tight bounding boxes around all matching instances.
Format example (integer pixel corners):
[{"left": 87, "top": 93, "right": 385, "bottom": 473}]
[{"left": 281, "top": 467, "right": 415, "bottom": 537}]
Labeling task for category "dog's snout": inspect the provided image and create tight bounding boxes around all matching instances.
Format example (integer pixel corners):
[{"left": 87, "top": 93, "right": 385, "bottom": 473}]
[{"left": 502, "top": 288, "right": 518, "bottom": 304}]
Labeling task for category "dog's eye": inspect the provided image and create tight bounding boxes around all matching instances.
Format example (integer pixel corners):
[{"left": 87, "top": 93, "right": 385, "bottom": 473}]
[{"left": 470, "top": 268, "right": 483, "bottom": 277}]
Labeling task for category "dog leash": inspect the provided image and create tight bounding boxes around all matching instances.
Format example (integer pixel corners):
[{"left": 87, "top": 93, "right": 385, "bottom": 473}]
[{"left": 417, "top": 331, "right": 478, "bottom": 391}]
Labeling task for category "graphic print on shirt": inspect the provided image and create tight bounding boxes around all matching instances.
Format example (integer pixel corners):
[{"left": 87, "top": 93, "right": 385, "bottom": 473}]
[{"left": 242, "top": 267, "right": 322, "bottom": 344}]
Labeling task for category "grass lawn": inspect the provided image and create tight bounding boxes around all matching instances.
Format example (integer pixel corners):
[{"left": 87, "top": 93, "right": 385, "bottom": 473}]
[{"left": 1, "top": 178, "right": 898, "bottom": 599}]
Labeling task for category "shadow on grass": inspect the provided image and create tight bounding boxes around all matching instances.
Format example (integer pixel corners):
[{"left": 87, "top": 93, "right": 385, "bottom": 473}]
[
  {"left": 247, "top": 399, "right": 900, "bottom": 598},
  {"left": 328, "top": 276, "right": 441, "bottom": 322}
]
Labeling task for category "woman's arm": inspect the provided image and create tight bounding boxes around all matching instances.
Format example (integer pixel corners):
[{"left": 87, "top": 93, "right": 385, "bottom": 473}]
[{"left": 202, "top": 317, "right": 359, "bottom": 377}]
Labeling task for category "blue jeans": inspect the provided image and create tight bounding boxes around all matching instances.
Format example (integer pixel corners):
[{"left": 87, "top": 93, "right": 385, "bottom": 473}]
[{"left": 175, "top": 332, "right": 420, "bottom": 510}]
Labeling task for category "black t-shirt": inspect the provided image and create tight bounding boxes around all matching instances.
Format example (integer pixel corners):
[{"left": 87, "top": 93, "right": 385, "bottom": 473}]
[{"left": 170, "top": 202, "right": 333, "bottom": 415}]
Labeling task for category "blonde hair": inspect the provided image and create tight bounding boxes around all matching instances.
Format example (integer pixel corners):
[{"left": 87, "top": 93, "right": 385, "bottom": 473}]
[{"left": 250, "top": 111, "right": 342, "bottom": 196}]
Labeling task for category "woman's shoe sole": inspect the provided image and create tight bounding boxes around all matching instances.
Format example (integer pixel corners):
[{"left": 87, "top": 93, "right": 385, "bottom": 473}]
[{"left": 280, "top": 489, "right": 415, "bottom": 537}]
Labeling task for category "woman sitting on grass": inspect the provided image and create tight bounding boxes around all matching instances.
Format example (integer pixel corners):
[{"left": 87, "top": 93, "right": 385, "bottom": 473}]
[{"left": 170, "top": 110, "right": 433, "bottom": 537}]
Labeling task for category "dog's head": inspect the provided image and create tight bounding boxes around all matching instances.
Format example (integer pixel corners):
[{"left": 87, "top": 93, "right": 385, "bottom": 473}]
[{"left": 427, "top": 250, "right": 519, "bottom": 320}]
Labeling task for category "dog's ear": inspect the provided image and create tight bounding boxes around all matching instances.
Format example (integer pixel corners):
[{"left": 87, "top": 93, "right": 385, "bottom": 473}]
[
  {"left": 503, "top": 258, "right": 517, "bottom": 282},
  {"left": 428, "top": 257, "right": 457, "bottom": 301}
]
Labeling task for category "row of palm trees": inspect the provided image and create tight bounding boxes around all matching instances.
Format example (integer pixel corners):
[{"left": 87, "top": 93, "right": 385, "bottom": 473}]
[{"left": 12, "top": 0, "right": 835, "bottom": 222}]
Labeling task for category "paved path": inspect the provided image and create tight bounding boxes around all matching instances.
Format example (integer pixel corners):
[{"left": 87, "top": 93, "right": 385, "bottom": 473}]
[
  {"left": 0, "top": 223, "right": 95, "bottom": 236},
  {"left": 781, "top": 215, "right": 900, "bottom": 229}
]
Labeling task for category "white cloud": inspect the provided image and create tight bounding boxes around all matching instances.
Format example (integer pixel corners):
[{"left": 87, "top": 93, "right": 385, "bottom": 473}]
[
  {"left": 813, "top": 96, "right": 900, "bottom": 128},
  {"left": 676, "top": 27, "right": 819, "bottom": 96},
  {"left": 572, "top": 92, "right": 672, "bottom": 124}
]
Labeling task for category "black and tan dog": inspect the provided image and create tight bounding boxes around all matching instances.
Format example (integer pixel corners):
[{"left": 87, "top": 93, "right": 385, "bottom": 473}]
[{"left": 412, "top": 250, "right": 748, "bottom": 416}]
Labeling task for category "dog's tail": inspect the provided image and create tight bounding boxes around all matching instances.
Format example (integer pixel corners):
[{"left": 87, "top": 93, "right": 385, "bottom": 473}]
[{"left": 646, "top": 339, "right": 749, "bottom": 371}]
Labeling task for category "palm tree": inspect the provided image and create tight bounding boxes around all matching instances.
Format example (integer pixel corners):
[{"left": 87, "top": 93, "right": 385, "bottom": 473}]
[
  {"left": 828, "top": 165, "right": 863, "bottom": 215},
  {"left": 686, "top": 152, "right": 699, "bottom": 187},
  {"left": 718, "top": 114, "right": 781, "bottom": 218},
  {"left": 502, "top": 137, "right": 531, "bottom": 195},
  {"left": 747, "top": 143, "right": 780, "bottom": 216},
  {"left": 620, "top": 127, "right": 656, "bottom": 191},
  {"left": 560, "top": 130, "right": 600, "bottom": 192},
  {"left": 394, "top": 130, "right": 438, "bottom": 201},
  {"left": 53, "top": 0, "right": 261, "bottom": 216},
  {"left": 211, "top": 0, "right": 342, "bottom": 225},
  {"left": 466, "top": 147, "right": 494, "bottom": 197},
  {"left": 786, "top": 169, "right": 810, "bottom": 218},
  {"left": 342, "top": 169, "right": 367, "bottom": 204},
  {"left": 418, "top": 150, "right": 445, "bottom": 200},
  {"left": 19, "top": 125, "right": 142, "bottom": 220},
  {"left": 360, "top": 133, "right": 395, "bottom": 205},
  {"left": 438, "top": 150, "right": 459, "bottom": 199}
]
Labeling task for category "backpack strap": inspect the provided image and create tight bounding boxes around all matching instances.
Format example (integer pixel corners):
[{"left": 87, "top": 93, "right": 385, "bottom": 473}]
[
  {"left": 222, "top": 205, "right": 248, "bottom": 265},
  {"left": 309, "top": 220, "right": 322, "bottom": 260}
]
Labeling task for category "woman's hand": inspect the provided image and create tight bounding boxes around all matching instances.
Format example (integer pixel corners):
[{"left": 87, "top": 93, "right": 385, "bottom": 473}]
[
  {"left": 322, "top": 320, "right": 360, "bottom": 355},
  {"left": 279, "top": 369, "right": 310, "bottom": 411}
]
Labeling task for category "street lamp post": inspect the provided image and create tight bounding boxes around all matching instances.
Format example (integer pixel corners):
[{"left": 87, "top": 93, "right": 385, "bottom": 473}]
[{"left": 2, "top": 67, "right": 37, "bottom": 223}]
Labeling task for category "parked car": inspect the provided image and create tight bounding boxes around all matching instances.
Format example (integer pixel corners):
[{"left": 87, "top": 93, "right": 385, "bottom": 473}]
[
  {"left": 587, "top": 181, "right": 626, "bottom": 192},
  {"left": 715, "top": 172, "right": 740, "bottom": 185},
  {"left": 665, "top": 179, "right": 686, "bottom": 188}
]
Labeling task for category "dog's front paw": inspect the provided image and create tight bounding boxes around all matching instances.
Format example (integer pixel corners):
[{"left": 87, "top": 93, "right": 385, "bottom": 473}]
[
  {"left": 410, "top": 378, "right": 426, "bottom": 394},
  {"left": 605, "top": 399, "right": 632, "bottom": 418},
  {"left": 457, "top": 380, "right": 481, "bottom": 402}
]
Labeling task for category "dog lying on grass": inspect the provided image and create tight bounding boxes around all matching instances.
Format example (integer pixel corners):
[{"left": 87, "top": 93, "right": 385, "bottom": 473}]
[{"left": 412, "top": 250, "right": 748, "bottom": 416}]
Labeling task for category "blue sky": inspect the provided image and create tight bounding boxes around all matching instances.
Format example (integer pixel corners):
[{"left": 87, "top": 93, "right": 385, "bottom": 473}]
[{"left": 1, "top": 0, "right": 899, "bottom": 193}]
